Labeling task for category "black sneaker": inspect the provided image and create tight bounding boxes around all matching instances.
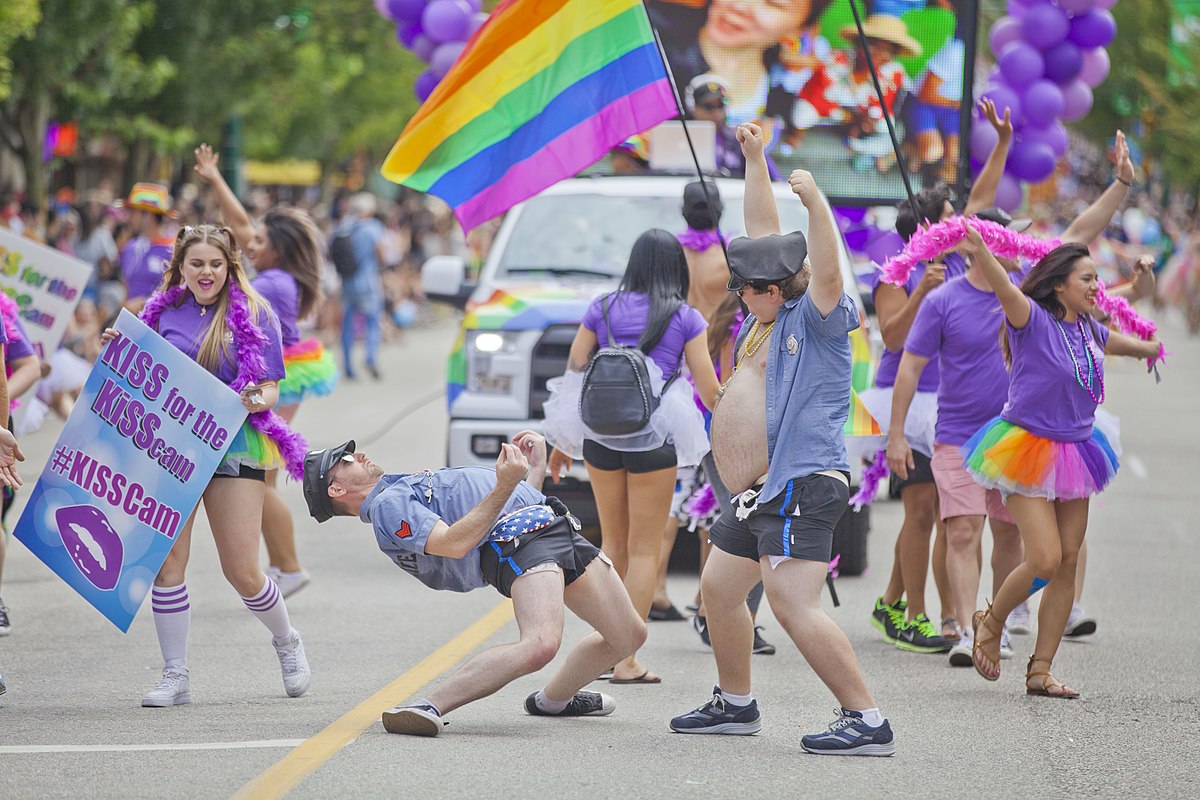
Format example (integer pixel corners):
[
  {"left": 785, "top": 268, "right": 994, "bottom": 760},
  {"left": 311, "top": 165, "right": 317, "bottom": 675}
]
[
  {"left": 894, "top": 614, "right": 952, "bottom": 653},
  {"left": 524, "top": 690, "right": 615, "bottom": 717},
  {"left": 693, "top": 614, "right": 711, "bottom": 647},
  {"left": 752, "top": 626, "right": 776, "bottom": 655},
  {"left": 670, "top": 686, "right": 761, "bottom": 735},
  {"left": 0, "top": 597, "right": 11, "bottom": 636},
  {"left": 869, "top": 596, "right": 905, "bottom": 642}
]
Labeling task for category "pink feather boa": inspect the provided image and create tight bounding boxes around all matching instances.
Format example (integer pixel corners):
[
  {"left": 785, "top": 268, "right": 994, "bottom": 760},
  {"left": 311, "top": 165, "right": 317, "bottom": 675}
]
[
  {"left": 849, "top": 448, "right": 889, "bottom": 511},
  {"left": 140, "top": 283, "right": 308, "bottom": 480},
  {"left": 1095, "top": 282, "right": 1168, "bottom": 373},
  {"left": 0, "top": 291, "right": 24, "bottom": 345}
]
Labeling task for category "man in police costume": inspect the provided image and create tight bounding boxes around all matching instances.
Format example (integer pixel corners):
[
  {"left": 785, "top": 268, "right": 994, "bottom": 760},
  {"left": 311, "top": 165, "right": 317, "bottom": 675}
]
[{"left": 303, "top": 431, "right": 646, "bottom": 737}]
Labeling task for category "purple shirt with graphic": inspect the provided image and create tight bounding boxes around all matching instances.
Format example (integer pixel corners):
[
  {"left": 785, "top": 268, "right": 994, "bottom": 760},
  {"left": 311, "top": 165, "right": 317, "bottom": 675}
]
[
  {"left": 120, "top": 236, "right": 173, "bottom": 300},
  {"left": 581, "top": 292, "right": 707, "bottom": 377},
  {"left": 252, "top": 269, "right": 300, "bottom": 347},
  {"left": 1002, "top": 302, "right": 1110, "bottom": 442},
  {"left": 153, "top": 293, "right": 286, "bottom": 386},
  {"left": 904, "top": 275, "right": 1011, "bottom": 446}
]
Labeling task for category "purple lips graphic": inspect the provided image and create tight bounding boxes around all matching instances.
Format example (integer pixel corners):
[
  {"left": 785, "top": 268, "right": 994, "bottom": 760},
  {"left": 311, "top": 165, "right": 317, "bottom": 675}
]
[{"left": 55, "top": 505, "right": 123, "bottom": 591}]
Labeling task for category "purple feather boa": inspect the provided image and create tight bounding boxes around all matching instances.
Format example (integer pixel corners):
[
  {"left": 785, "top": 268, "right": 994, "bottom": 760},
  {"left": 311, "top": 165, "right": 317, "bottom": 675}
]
[
  {"left": 140, "top": 283, "right": 308, "bottom": 480},
  {"left": 849, "top": 448, "right": 889, "bottom": 511},
  {"left": 676, "top": 228, "right": 726, "bottom": 252},
  {"left": 685, "top": 483, "right": 718, "bottom": 520}
]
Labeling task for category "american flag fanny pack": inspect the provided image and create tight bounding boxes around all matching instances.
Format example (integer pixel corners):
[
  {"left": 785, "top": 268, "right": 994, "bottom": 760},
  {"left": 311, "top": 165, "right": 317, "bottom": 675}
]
[{"left": 487, "top": 504, "right": 559, "bottom": 543}]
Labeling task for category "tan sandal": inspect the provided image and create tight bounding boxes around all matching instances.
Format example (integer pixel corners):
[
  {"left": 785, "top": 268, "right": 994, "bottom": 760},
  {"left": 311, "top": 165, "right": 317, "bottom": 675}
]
[
  {"left": 1025, "top": 656, "right": 1080, "bottom": 699},
  {"left": 971, "top": 604, "right": 1002, "bottom": 682}
]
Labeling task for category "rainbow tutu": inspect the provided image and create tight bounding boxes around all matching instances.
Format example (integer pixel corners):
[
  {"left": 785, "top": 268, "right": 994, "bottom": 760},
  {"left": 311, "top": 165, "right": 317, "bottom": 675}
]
[
  {"left": 216, "top": 420, "right": 288, "bottom": 476},
  {"left": 961, "top": 417, "right": 1119, "bottom": 501},
  {"left": 278, "top": 338, "right": 338, "bottom": 406}
]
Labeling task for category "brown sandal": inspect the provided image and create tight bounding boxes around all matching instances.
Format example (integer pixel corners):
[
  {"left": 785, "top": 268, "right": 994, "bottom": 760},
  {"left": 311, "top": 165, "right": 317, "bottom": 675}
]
[
  {"left": 971, "top": 604, "right": 1002, "bottom": 682},
  {"left": 1025, "top": 656, "right": 1080, "bottom": 699}
]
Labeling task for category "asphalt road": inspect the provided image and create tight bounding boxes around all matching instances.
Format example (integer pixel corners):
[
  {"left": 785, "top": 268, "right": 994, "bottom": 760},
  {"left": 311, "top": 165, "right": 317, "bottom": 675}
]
[{"left": 1, "top": 310, "right": 1198, "bottom": 800}]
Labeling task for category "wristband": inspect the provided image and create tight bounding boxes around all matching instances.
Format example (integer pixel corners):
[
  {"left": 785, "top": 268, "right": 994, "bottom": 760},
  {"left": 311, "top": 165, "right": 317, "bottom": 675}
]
[{"left": 1116, "top": 176, "right": 1133, "bottom": 187}]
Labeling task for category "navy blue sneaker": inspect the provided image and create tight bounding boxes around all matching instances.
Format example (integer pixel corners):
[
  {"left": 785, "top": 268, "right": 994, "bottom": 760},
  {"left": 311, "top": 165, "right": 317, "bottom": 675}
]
[
  {"left": 801, "top": 708, "right": 895, "bottom": 756},
  {"left": 692, "top": 614, "right": 711, "bottom": 648},
  {"left": 670, "top": 687, "right": 761, "bottom": 735}
]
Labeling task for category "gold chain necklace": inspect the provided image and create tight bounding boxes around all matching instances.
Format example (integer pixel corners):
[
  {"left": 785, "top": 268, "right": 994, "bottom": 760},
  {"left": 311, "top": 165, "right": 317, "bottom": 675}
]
[{"left": 738, "top": 320, "right": 774, "bottom": 366}]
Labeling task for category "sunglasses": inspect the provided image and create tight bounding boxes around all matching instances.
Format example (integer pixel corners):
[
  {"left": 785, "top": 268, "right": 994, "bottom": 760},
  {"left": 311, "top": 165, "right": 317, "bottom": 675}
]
[{"left": 726, "top": 273, "right": 770, "bottom": 294}]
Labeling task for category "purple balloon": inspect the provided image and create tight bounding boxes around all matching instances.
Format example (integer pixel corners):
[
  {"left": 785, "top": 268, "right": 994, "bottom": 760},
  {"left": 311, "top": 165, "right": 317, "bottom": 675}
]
[
  {"left": 996, "top": 173, "right": 1025, "bottom": 212},
  {"left": 990, "top": 17, "right": 1024, "bottom": 56},
  {"left": 1042, "top": 41, "right": 1083, "bottom": 84},
  {"left": 412, "top": 34, "right": 436, "bottom": 62},
  {"left": 970, "top": 119, "right": 1000, "bottom": 162},
  {"left": 999, "top": 42, "right": 1045, "bottom": 87},
  {"left": 468, "top": 11, "right": 488, "bottom": 36},
  {"left": 1006, "top": 0, "right": 1029, "bottom": 17},
  {"left": 1057, "top": 0, "right": 1096, "bottom": 12},
  {"left": 1094, "top": 0, "right": 1117, "bottom": 8},
  {"left": 387, "top": 0, "right": 427, "bottom": 24},
  {"left": 396, "top": 20, "right": 422, "bottom": 48},
  {"left": 1061, "top": 79, "right": 1094, "bottom": 121},
  {"left": 1079, "top": 47, "right": 1111, "bottom": 87},
  {"left": 1068, "top": 9, "right": 1116, "bottom": 48},
  {"left": 1022, "top": 3, "right": 1070, "bottom": 50},
  {"left": 865, "top": 231, "right": 905, "bottom": 265},
  {"left": 1008, "top": 140, "right": 1057, "bottom": 183},
  {"left": 463, "top": 0, "right": 481, "bottom": 10},
  {"left": 1022, "top": 80, "right": 1065, "bottom": 126},
  {"left": 1021, "top": 122, "right": 1069, "bottom": 158},
  {"left": 422, "top": 0, "right": 472, "bottom": 44},
  {"left": 415, "top": 69, "right": 439, "bottom": 102},
  {"left": 981, "top": 84, "right": 1023, "bottom": 124},
  {"left": 430, "top": 41, "right": 466, "bottom": 79}
]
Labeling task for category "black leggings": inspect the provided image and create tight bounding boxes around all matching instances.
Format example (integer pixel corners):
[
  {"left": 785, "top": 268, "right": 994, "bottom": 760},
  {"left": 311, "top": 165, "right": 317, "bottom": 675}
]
[{"left": 583, "top": 441, "right": 677, "bottom": 474}]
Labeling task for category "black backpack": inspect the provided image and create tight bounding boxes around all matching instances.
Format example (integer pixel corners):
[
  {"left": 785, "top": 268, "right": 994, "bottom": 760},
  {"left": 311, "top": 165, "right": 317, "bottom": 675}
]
[
  {"left": 330, "top": 223, "right": 361, "bottom": 278},
  {"left": 579, "top": 296, "right": 680, "bottom": 436}
]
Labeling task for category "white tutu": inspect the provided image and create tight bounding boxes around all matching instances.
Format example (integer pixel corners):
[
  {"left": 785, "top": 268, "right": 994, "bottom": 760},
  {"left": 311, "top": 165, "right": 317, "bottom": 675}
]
[
  {"left": 858, "top": 386, "right": 938, "bottom": 458},
  {"left": 1093, "top": 408, "right": 1122, "bottom": 457},
  {"left": 542, "top": 359, "right": 710, "bottom": 467}
]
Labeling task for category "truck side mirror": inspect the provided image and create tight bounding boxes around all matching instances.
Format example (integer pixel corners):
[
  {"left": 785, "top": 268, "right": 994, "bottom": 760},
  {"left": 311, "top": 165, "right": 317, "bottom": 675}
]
[{"left": 422, "top": 255, "right": 476, "bottom": 309}]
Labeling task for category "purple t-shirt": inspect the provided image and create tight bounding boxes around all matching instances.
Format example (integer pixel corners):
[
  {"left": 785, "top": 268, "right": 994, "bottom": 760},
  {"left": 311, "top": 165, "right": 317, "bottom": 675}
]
[
  {"left": 252, "top": 269, "right": 300, "bottom": 347},
  {"left": 1002, "top": 302, "right": 1110, "bottom": 442},
  {"left": 581, "top": 292, "right": 707, "bottom": 377},
  {"left": 871, "top": 252, "right": 968, "bottom": 391},
  {"left": 120, "top": 236, "right": 173, "bottom": 300},
  {"left": 4, "top": 315, "right": 34, "bottom": 361},
  {"left": 154, "top": 293, "right": 286, "bottom": 386},
  {"left": 905, "top": 275, "right": 1011, "bottom": 446}
]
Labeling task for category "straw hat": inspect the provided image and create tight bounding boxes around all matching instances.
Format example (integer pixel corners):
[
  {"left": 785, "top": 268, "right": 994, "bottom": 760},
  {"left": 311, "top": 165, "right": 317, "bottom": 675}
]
[
  {"left": 116, "top": 182, "right": 175, "bottom": 216},
  {"left": 839, "top": 15, "right": 922, "bottom": 58}
]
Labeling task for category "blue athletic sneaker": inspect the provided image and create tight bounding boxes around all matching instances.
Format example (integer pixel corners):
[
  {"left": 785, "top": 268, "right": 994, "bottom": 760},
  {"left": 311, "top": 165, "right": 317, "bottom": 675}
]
[
  {"left": 670, "top": 687, "right": 761, "bottom": 735},
  {"left": 801, "top": 708, "right": 895, "bottom": 756}
]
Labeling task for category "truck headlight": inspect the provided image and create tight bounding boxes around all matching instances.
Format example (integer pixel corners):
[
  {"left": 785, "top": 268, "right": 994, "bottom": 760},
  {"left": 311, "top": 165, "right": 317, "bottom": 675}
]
[{"left": 466, "top": 331, "right": 519, "bottom": 394}]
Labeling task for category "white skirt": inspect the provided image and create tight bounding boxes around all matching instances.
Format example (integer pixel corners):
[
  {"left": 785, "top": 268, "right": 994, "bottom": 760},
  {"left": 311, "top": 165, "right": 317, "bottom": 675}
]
[
  {"left": 542, "top": 360, "right": 710, "bottom": 467},
  {"left": 858, "top": 386, "right": 938, "bottom": 459}
]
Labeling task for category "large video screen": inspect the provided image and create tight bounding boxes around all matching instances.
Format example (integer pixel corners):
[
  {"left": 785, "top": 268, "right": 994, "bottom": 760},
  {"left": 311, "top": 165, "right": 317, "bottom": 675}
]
[{"left": 646, "top": 0, "right": 977, "bottom": 205}]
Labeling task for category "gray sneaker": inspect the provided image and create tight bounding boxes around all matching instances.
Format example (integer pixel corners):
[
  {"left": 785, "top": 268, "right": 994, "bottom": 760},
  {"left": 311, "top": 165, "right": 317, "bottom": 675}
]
[
  {"left": 0, "top": 598, "right": 11, "bottom": 636},
  {"left": 999, "top": 627, "right": 1015, "bottom": 660},
  {"left": 1064, "top": 604, "right": 1097, "bottom": 638},
  {"left": 0, "top": 672, "right": 8, "bottom": 696},
  {"left": 266, "top": 567, "right": 311, "bottom": 599},
  {"left": 1008, "top": 601, "right": 1031, "bottom": 634},
  {"left": 142, "top": 668, "right": 191, "bottom": 707},
  {"left": 382, "top": 704, "right": 445, "bottom": 736},
  {"left": 272, "top": 630, "right": 311, "bottom": 697}
]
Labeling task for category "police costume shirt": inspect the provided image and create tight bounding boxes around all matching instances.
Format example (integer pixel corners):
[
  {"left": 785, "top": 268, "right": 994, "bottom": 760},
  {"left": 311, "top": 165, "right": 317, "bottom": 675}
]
[{"left": 361, "top": 469, "right": 545, "bottom": 592}]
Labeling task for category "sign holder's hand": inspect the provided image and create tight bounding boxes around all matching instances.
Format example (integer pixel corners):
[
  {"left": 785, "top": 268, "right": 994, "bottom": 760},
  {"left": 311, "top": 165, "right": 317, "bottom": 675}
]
[{"left": 0, "top": 428, "right": 24, "bottom": 489}]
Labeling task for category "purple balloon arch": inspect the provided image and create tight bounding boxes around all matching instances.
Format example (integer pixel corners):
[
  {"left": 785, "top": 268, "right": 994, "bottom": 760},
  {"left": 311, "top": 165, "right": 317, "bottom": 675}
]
[
  {"left": 973, "top": 0, "right": 1119, "bottom": 211},
  {"left": 377, "top": 0, "right": 487, "bottom": 101}
]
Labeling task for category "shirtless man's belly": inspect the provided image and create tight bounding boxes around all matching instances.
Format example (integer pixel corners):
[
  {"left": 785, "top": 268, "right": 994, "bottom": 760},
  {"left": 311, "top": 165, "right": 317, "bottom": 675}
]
[{"left": 711, "top": 350, "right": 769, "bottom": 495}]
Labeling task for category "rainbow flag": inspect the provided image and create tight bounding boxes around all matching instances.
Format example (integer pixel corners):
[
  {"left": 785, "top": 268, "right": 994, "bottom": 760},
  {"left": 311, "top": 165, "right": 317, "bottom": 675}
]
[
  {"left": 382, "top": 0, "right": 678, "bottom": 231},
  {"left": 845, "top": 325, "right": 882, "bottom": 437}
]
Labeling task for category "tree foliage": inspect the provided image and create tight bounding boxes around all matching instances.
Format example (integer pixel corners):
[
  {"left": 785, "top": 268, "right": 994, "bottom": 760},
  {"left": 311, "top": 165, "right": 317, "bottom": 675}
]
[{"left": 0, "top": 0, "right": 41, "bottom": 103}]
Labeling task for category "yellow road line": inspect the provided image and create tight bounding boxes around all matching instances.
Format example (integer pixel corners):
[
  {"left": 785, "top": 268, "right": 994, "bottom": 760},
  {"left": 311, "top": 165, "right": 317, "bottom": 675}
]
[{"left": 231, "top": 600, "right": 514, "bottom": 800}]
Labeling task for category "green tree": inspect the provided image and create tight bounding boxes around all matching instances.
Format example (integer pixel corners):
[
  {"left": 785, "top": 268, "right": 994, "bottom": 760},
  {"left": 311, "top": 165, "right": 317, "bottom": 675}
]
[{"left": 0, "top": 0, "right": 40, "bottom": 103}]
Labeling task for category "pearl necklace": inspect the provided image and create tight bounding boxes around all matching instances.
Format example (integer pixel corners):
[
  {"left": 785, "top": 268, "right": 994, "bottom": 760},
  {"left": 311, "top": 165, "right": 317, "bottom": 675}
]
[{"left": 1053, "top": 317, "right": 1104, "bottom": 404}]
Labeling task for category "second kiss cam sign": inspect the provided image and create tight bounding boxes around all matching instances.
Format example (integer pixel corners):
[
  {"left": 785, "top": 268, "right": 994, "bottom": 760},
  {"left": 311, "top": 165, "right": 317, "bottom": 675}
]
[{"left": 14, "top": 309, "right": 247, "bottom": 631}]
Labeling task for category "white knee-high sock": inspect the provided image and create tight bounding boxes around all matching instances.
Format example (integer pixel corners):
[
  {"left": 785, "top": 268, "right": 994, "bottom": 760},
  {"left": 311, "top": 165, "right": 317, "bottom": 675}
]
[
  {"left": 241, "top": 578, "right": 293, "bottom": 639},
  {"left": 151, "top": 583, "right": 190, "bottom": 670}
]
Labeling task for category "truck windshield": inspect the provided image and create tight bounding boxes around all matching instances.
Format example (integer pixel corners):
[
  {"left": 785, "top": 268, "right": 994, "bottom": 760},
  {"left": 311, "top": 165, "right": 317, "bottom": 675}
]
[{"left": 496, "top": 193, "right": 808, "bottom": 279}]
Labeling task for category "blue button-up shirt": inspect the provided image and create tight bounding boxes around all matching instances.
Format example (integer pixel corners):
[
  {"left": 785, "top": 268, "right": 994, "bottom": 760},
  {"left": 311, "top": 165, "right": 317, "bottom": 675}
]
[{"left": 738, "top": 291, "right": 860, "bottom": 504}]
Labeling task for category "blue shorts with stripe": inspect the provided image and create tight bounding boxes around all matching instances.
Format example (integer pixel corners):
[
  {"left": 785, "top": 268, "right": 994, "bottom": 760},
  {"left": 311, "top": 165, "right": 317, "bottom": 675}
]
[{"left": 708, "top": 473, "right": 850, "bottom": 564}]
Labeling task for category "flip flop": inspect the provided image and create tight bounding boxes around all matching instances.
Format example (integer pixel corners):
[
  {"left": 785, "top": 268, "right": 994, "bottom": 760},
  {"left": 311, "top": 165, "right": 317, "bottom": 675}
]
[
  {"left": 609, "top": 670, "right": 662, "bottom": 685},
  {"left": 648, "top": 604, "right": 685, "bottom": 622}
]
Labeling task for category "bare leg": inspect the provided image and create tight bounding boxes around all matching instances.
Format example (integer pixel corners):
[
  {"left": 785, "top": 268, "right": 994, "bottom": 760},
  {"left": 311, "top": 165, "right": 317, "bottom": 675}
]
[
  {"left": 653, "top": 518, "right": 679, "bottom": 611},
  {"left": 988, "top": 518, "right": 1024, "bottom": 600},
  {"left": 699, "top": 548, "right": 763, "bottom": 695},
  {"left": 586, "top": 463, "right": 630, "bottom": 577},
  {"left": 897, "top": 482, "right": 938, "bottom": 619},
  {"left": 945, "top": 515, "right": 986, "bottom": 633},
  {"left": 695, "top": 531, "right": 711, "bottom": 610},
  {"left": 1075, "top": 540, "right": 1087, "bottom": 603},
  {"left": 762, "top": 558, "right": 876, "bottom": 710},
  {"left": 262, "top": 404, "right": 303, "bottom": 573},
  {"left": 204, "top": 479, "right": 271, "bottom": 598},
  {"left": 881, "top": 535, "right": 904, "bottom": 606},
  {"left": 932, "top": 517, "right": 955, "bottom": 633},
  {"left": 1031, "top": 500, "right": 1088, "bottom": 671}
]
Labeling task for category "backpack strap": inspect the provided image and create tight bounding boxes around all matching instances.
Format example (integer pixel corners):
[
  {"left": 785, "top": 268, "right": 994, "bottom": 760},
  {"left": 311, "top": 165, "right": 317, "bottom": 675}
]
[{"left": 599, "top": 295, "right": 618, "bottom": 348}]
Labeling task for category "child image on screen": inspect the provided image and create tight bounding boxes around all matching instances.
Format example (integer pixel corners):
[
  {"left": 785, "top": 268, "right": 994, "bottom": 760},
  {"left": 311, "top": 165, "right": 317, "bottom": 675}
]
[
  {"left": 765, "top": 25, "right": 837, "bottom": 154},
  {"left": 905, "top": 1, "right": 967, "bottom": 184}
]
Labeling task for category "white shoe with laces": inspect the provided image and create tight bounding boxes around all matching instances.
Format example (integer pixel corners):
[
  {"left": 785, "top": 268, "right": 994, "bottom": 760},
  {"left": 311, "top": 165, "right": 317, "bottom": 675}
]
[
  {"left": 142, "top": 668, "right": 191, "bottom": 707},
  {"left": 1064, "top": 604, "right": 1097, "bottom": 638},
  {"left": 948, "top": 633, "right": 974, "bottom": 667},
  {"left": 272, "top": 629, "right": 311, "bottom": 697},
  {"left": 1008, "top": 601, "right": 1031, "bottom": 635}
]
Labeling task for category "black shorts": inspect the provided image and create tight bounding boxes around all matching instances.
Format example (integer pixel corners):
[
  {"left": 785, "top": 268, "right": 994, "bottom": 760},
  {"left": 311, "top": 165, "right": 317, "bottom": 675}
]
[
  {"left": 211, "top": 464, "right": 266, "bottom": 482},
  {"left": 479, "top": 516, "right": 604, "bottom": 598},
  {"left": 708, "top": 473, "right": 850, "bottom": 564},
  {"left": 887, "top": 449, "right": 934, "bottom": 498},
  {"left": 583, "top": 440, "right": 677, "bottom": 474}
]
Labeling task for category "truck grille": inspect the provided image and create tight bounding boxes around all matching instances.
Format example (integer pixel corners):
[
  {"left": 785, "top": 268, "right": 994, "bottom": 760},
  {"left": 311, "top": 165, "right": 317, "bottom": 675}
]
[{"left": 529, "top": 324, "right": 579, "bottom": 419}]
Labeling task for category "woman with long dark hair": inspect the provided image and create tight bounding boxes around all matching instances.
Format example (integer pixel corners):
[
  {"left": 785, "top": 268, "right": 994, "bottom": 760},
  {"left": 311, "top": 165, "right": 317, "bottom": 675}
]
[
  {"left": 544, "top": 229, "right": 720, "bottom": 683},
  {"left": 961, "top": 231, "right": 1160, "bottom": 698}
]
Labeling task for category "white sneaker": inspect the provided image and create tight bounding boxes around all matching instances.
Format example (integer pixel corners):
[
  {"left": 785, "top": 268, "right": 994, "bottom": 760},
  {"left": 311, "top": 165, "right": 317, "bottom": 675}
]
[
  {"left": 1008, "top": 601, "right": 1031, "bottom": 635},
  {"left": 0, "top": 673, "right": 8, "bottom": 696},
  {"left": 382, "top": 704, "right": 444, "bottom": 736},
  {"left": 1064, "top": 604, "right": 1097, "bottom": 638},
  {"left": 948, "top": 634, "right": 974, "bottom": 667},
  {"left": 273, "top": 629, "right": 311, "bottom": 697},
  {"left": 142, "top": 668, "right": 191, "bottom": 707},
  {"left": 266, "top": 567, "right": 311, "bottom": 599},
  {"left": 999, "top": 627, "right": 1015, "bottom": 660},
  {"left": 0, "top": 597, "right": 12, "bottom": 636}
]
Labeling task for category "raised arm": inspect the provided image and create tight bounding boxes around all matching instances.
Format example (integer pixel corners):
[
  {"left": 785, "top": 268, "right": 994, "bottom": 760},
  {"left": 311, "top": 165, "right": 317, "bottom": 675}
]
[
  {"left": 1105, "top": 255, "right": 1156, "bottom": 302},
  {"left": 876, "top": 263, "right": 946, "bottom": 351},
  {"left": 738, "top": 123, "right": 780, "bottom": 237},
  {"left": 789, "top": 169, "right": 841, "bottom": 315},
  {"left": 193, "top": 144, "right": 256, "bottom": 250},
  {"left": 1061, "top": 130, "right": 1134, "bottom": 246},
  {"left": 963, "top": 223, "right": 1030, "bottom": 328},
  {"left": 423, "top": 443, "right": 531, "bottom": 558},
  {"left": 886, "top": 351, "right": 930, "bottom": 480},
  {"left": 964, "top": 99, "right": 1014, "bottom": 215}
]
